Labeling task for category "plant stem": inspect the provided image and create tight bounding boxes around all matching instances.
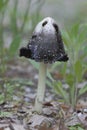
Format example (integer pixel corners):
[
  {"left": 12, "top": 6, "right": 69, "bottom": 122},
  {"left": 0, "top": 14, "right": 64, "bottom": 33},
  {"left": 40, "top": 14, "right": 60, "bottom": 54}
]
[
  {"left": 35, "top": 62, "right": 47, "bottom": 113},
  {"left": 74, "top": 78, "right": 78, "bottom": 107}
]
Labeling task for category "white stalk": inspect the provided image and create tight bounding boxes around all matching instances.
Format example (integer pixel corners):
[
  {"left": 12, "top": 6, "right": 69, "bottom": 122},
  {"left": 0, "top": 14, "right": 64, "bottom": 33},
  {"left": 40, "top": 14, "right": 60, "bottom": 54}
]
[{"left": 35, "top": 62, "right": 47, "bottom": 113}]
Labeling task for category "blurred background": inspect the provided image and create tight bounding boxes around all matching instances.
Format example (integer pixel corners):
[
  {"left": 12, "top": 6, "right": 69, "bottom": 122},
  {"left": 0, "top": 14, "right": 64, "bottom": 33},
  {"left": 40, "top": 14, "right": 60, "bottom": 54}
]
[{"left": 0, "top": 0, "right": 87, "bottom": 107}]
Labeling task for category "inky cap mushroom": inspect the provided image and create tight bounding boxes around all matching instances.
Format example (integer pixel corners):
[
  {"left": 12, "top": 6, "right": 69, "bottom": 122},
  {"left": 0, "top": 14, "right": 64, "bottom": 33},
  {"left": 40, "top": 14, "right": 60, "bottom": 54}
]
[
  {"left": 19, "top": 17, "right": 69, "bottom": 113},
  {"left": 19, "top": 17, "right": 68, "bottom": 63}
]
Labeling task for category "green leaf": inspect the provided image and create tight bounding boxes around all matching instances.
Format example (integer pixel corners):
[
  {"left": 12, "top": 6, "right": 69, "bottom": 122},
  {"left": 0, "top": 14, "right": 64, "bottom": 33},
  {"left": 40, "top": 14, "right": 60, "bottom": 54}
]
[
  {"left": 47, "top": 72, "right": 54, "bottom": 82},
  {"left": 83, "top": 45, "right": 87, "bottom": 57},
  {"left": 46, "top": 80, "right": 52, "bottom": 87},
  {"left": 0, "top": 1, "right": 3, "bottom": 10},
  {"left": 0, "top": 0, "right": 9, "bottom": 11},
  {"left": 29, "top": 60, "right": 39, "bottom": 69},
  {"left": 74, "top": 60, "right": 82, "bottom": 81},
  {"left": 61, "top": 63, "right": 67, "bottom": 76},
  {"left": 78, "top": 126, "right": 85, "bottom": 130},
  {"left": 0, "top": 95, "right": 4, "bottom": 104},
  {"left": 9, "top": 35, "right": 21, "bottom": 57},
  {"left": 0, "top": 111, "right": 12, "bottom": 118},
  {"left": 69, "top": 126, "right": 84, "bottom": 130},
  {"left": 71, "top": 23, "right": 80, "bottom": 39},
  {"left": 62, "top": 30, "right": 72, "bottom": 48},
  {"left": 79, "top": 85, "right": 87, "bottom": 96},
  {"left": 65, "top": 73, "right": 74, "bottom": 86},
  {"left": 54, "top": 81, "right": 69, "bottom": 104}
]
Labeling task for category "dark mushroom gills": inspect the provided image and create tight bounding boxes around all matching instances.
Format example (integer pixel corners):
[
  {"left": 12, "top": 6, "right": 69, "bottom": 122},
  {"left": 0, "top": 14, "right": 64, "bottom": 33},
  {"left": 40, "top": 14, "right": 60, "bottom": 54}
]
[{"left": 19, "top": 17, "right": 69, "bottom": 113}]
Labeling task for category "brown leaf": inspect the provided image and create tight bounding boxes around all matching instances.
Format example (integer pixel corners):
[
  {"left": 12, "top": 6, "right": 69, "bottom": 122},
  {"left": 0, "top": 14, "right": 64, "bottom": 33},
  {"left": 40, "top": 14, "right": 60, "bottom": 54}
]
[
  {"left": 53, "top": 72, "right": 63, "bottom": 80},
  {"left": 43, "top": 102, "right": 53, "bottom": 107},
  {"left": 78, "top": 113, "right": 87, "bottom": 127},
  {"left": 0, "top": 128, "right": 4, "bottom": 130},
  {"left": 27, "top": 114, "right": 56, "bottom": 130}
]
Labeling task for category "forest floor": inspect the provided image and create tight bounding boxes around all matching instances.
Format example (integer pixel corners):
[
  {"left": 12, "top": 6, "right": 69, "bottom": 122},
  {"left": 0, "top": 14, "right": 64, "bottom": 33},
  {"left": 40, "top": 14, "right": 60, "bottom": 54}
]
[{"left": 0, "top": 59, "right": 87, "bottom": 130}]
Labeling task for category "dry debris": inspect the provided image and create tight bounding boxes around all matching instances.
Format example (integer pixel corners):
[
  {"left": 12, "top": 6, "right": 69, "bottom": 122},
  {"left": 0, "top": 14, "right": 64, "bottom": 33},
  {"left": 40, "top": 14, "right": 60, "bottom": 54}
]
[{"left": 0, "top": 101, "right": 87, "bottom": 130}]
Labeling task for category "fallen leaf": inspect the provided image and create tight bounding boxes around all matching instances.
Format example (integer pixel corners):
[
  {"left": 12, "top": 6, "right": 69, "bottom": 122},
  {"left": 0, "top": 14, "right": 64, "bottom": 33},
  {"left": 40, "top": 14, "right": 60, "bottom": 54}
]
[
  {"left": 27, "top": 114, "right": 56, "bottom": 130},
  {"left": 78, "top": 113, "right": 87, "bottom": 127}
]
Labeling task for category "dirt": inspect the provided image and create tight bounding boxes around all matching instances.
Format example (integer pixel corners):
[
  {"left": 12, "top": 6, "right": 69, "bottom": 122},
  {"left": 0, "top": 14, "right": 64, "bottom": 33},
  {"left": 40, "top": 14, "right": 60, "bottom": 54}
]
[
  {"left": 0, "top": 59, "right": 87, "bottom": 130},
  {"left": 0, "top": 100, "right": 87, "bottom": 130}
]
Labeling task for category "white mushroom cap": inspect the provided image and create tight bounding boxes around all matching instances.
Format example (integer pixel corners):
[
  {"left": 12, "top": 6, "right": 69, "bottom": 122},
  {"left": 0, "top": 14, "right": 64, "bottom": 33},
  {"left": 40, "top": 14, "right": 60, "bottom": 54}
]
[
  {"left": 20, "top": 17, "right": 69, "bottom": 63},
  {"left": 34, "top": 17, "right": 57, "bottom": 36}
]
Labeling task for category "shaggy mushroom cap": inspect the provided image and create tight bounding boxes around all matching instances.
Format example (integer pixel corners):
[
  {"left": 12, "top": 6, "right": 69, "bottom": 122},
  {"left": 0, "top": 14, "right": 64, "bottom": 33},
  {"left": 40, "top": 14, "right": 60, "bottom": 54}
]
[{"left": 19, "top": 17, "right": 69, "bottom": 63}]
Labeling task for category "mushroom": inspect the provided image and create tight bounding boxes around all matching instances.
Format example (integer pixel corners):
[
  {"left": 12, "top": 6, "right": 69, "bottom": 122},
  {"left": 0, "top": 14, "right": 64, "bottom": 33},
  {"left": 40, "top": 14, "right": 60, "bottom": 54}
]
[{"left": 19, "top": 17, "right": 69, "bottom": 113}]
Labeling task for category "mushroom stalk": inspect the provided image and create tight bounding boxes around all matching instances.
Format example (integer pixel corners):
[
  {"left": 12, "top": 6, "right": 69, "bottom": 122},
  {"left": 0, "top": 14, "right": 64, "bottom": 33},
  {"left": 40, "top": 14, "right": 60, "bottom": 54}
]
[{"left": 35, "top": 62, "right": 47, "bottom": 113}]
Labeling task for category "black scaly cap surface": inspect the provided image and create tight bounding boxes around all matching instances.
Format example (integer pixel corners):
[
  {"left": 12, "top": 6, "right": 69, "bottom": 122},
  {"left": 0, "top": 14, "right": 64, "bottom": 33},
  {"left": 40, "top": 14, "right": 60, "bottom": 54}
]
[{"left": 19, "top": 17, "right": 69, "bottom": 63}]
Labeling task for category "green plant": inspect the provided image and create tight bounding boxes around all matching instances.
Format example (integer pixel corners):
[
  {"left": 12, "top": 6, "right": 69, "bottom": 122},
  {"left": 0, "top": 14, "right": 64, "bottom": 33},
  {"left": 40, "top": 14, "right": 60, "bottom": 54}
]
[
  {"left": 68, "top": 125, "right": 85, "bottom": 130},
  {"left": 0, "top": 0, "right": 44, "bottom": 74},
  {"left": 0, "top": 111, "right": 12, "bottom": 118},
  {"left": 54, "top": 23, "right": 87, "bottom": 108},
  {"left": 0, "top": 0, "right": 45, "bottom": 103},
  {"left": 0, "top": 80, "right": 15, "bottom": 103}
]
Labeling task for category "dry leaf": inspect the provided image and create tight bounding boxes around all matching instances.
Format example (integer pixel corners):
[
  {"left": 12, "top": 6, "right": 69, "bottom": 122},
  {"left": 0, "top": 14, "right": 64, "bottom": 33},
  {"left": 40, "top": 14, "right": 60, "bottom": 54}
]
[{"left": 27, "top": 114, "right": 56, "bottom": 130}]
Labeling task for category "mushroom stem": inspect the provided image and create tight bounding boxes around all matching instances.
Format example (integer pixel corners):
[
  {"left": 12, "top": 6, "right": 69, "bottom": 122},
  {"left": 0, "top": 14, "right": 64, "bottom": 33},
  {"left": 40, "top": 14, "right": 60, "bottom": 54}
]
[{"left": 35, "top": 62, "right": 47, "bottom": 113}]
